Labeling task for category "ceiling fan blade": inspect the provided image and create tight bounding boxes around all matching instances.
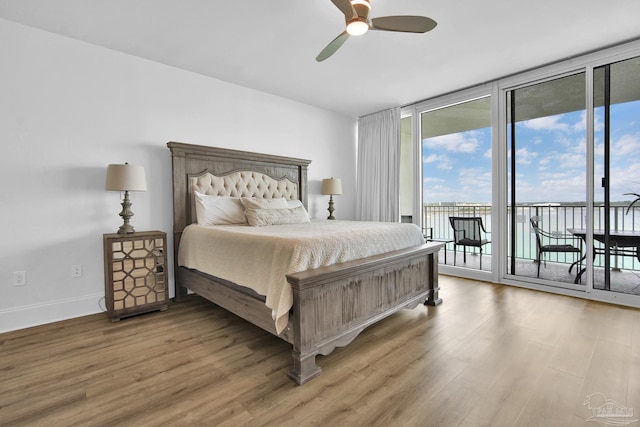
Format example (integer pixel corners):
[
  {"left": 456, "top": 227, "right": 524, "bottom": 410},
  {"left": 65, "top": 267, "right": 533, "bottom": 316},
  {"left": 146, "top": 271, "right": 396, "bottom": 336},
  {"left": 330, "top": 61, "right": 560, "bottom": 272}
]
[
  {"left": 316, "top": 31, "right": 350, "bottom": 62},
  {"left": 330, "top": 0, "right": 357, "bottom": 19},
  {"left": 371, "top": 16, "right": 437, "bottom": 33}
]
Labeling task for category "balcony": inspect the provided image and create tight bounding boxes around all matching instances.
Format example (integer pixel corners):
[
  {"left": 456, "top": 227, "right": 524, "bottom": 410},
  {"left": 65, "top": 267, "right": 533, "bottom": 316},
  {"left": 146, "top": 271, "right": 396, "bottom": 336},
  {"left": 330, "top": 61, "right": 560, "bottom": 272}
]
[{"left": 423, "top": 203, "right": 640, "bottom": 296}]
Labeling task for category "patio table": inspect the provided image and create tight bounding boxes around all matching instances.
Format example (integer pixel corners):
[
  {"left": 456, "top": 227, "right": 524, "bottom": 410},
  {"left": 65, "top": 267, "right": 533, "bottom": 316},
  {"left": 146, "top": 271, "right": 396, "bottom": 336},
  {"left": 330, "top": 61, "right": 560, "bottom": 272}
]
[{"left": 567, "top": 228, "right": 640, "bottom": 284}]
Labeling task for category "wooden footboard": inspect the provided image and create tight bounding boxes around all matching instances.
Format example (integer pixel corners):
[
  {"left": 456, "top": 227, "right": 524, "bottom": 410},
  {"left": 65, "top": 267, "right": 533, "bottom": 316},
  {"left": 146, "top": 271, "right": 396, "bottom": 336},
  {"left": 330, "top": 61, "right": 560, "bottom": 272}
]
[
  {"left": 175, "top": 242, "right": 442, "bottom": 385},
  {"left": 285, "top": 242, "right": 442, "bottom": 384}
]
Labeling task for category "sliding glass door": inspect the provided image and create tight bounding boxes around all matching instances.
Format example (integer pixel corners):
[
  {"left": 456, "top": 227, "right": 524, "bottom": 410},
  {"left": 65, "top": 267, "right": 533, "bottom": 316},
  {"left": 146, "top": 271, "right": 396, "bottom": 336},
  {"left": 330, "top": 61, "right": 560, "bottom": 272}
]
[
  {"left": 505, "top": 56, "right": 640, "bottom": 297},
  {"left": 592, "top": 56, "right": 640, "bottom": 295},
  {"left": 506, "top": 73, "right": 587, "bottom": 288}
]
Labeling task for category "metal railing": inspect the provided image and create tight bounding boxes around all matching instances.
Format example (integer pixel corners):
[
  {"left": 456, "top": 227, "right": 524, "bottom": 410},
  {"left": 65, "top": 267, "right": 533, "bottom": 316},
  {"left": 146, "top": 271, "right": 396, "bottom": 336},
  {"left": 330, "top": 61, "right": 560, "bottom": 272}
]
[{"left": 423, "top": 203, "right": 639, "bottom": 270}]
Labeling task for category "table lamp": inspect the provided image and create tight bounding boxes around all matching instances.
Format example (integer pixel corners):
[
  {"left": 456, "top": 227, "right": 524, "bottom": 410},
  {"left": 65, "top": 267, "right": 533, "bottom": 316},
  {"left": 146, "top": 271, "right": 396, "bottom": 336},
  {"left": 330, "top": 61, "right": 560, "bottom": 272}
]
[
  {"left": 321, "top": 177, "right": 342, "bottom": 220},
  {"left": 105, "top": 163, "right": 147, "bottom": 234}
]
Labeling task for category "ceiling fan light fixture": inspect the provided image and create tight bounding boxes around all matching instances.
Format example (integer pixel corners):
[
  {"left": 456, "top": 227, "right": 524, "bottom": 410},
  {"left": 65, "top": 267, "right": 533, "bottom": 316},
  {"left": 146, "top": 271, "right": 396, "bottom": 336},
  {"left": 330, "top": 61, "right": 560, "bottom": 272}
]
[
  {"left": 346, "top": 19, "right": 369, "bottom": 36},
  {"left": 317, "top": 0, "right": 436, "bottom": 61}
]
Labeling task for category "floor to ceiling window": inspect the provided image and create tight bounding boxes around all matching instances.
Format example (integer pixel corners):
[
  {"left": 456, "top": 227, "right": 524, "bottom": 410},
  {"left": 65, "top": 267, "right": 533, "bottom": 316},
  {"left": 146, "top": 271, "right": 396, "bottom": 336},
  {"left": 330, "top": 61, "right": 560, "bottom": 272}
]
[
  {"left": 419, "top": 96, "right": 492, "bottom": 271},
  {"left": 400, "top": 39, "right": 640, "bottom": 306}
]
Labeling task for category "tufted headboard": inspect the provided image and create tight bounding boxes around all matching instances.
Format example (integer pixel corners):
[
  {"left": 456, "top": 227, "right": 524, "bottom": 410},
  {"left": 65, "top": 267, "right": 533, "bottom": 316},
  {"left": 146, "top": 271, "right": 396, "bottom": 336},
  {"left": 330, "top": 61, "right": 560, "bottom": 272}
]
[
  {"left": 190, "top": 170, "right": 299, "bottom": 198},
  {"left": 167, "top": 142, "right": 311, "bottom": 262},
  {"left": 189, "top": 171, "right": 299, "bottom": 223}
]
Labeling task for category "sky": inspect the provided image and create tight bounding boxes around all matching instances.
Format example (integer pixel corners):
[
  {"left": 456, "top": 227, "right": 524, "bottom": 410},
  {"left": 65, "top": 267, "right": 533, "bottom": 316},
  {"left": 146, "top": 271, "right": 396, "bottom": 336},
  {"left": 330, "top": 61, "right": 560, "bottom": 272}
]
[{"left": 422, "top": 101, "right": 640, "bottom": 205}]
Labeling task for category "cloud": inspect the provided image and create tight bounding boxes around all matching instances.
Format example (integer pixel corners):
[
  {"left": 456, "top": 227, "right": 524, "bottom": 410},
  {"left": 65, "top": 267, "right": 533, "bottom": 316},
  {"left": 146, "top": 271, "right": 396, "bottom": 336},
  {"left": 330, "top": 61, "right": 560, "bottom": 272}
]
[
  {"left": 522, "top": 115, "right": 570, "bottom": 132},
  {"left": 538, "top": 156, "right": 550, "bottom": 171},
  {"left": 423, "top": 153, "right": 453, "bottom": 170},
  {"left": 556, "top": 152, "right": 585, "bottom": 169},
  {"left": 613, "top": 133, "right": 640, "bottom": 157},
  {"left": 572, "top": 137, "right": 587, "bottom": 154},
  {"left": 538, "top": 171, "right": 587, "bottom": 202},
  {"left": 513, "top": 167, "right": 587, "bottom": 203},
  {"left": 515, "top": 147, "right": 538, "bottom": 165},
  {"left": 423, "top": 132, "right": 480, "bottom": 153},
  {"left": 572, "top": 109, "right": 603, "bottom": 133},
  {"left": 455, "top": 168, "right": 492, "bottom": 201},
  {"left": 423, "top": 176, "right": 446, "bottom": 184}
]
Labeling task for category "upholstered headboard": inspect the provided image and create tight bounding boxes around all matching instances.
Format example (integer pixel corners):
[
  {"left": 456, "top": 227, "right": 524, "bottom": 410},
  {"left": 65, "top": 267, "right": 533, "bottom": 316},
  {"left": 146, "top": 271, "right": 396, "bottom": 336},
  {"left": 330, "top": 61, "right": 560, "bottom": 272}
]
[
  {"left": 167, "top": 141, "right": 311, "bottom": 254},
  {"left": 188, "top": 170, "right": 299, "bottom": 224},
  {"left": 191, "top": 171, "right": 298, "bottom": 198}
]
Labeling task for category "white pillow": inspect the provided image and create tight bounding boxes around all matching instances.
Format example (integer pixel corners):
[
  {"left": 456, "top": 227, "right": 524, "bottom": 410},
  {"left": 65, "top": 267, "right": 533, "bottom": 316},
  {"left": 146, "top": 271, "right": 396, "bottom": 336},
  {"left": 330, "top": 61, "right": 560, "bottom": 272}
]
[
  {"left": 194, "top": 192, "right": 246, "bottom": 225},
  {"left": 240, "top": 197, "right": 288, "bottom": 210},
  {"left": 286, "top": 199, "right": 311, "bottom": 219},
  {"left": 286, "top": 199, "right": 303, "bottom": 209},
  {"left": 245, "top": 206, "right": 311, "bottom": 227}
]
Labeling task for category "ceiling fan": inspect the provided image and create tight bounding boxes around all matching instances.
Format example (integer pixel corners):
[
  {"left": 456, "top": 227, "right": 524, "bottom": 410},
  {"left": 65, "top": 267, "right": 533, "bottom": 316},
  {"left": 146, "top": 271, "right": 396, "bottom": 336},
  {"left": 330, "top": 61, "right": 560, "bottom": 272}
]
[{"left": 316, "top": 0, "right": 437, "bottom": 62}]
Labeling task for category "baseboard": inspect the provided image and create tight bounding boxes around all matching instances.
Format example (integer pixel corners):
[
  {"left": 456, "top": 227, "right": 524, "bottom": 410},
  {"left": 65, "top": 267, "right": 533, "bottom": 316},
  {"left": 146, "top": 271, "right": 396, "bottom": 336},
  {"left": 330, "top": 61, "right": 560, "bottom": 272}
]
[{"left": 0, "top": 293, "right": 104, "bottom": 334}]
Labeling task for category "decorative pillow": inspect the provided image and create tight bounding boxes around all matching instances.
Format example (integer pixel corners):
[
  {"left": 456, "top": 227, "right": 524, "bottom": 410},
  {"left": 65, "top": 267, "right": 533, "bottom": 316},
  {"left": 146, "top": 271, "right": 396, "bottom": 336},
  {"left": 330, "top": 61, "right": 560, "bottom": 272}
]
[
  {"left": 240, "top": 197, "right": 288, "bottom": 210},
  {"left": 286, "top": 199, "right": 303, "bottom": 209},
  {"left": 286, "top": 199, "right": 311, "bottom": 219},
  {"left": 245, "top": 206, "right": 311, "bottom": 227},
  {"left": 194, "top": 192, "right": 246, "bottom": 225}
]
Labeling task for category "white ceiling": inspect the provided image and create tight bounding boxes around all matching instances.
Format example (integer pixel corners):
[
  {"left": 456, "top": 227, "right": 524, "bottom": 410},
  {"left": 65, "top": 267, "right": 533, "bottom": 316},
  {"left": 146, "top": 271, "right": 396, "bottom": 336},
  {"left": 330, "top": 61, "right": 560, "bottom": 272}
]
[{"left": 1, "top": 0, "right": 640, "bottom": 118}]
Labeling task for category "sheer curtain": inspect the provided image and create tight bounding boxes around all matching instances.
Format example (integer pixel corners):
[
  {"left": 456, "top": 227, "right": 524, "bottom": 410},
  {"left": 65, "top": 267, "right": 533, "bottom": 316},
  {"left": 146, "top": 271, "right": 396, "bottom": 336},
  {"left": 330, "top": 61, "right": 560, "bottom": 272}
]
[{"left": 356, "top": 107, "right": 400, "bottom": 222}]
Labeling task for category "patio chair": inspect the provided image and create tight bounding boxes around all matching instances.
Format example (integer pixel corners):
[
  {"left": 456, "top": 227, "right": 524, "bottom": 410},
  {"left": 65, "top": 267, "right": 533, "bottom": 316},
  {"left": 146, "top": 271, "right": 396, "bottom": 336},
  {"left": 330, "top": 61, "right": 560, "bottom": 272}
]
[
  {"left": 530, "top": 217, "right": 583, "bottom": 279},
  {"left": 449, "top": 216, "right": 491, "bottom": 269}
]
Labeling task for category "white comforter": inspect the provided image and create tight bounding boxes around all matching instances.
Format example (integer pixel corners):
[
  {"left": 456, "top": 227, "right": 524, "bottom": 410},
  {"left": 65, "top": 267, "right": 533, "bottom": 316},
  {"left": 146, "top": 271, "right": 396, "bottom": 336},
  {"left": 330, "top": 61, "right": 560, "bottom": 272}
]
[{"left": 178, "top": 219, "right": 425, "bottom": 334}]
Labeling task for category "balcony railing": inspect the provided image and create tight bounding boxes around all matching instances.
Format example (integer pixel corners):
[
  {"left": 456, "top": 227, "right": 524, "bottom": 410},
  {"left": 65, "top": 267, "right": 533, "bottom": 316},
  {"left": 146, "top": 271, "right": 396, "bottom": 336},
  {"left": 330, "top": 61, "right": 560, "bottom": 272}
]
[{"left": 423, "top": 203, "right": 640, "bottom": 271}]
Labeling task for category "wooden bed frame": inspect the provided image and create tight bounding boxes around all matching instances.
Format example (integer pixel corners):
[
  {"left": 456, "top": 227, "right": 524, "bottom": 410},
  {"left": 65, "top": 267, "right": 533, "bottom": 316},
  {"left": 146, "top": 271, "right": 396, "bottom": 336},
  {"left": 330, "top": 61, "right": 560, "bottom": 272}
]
[{"left": 167, "top": 141, "right": 443, "bottom": 384}]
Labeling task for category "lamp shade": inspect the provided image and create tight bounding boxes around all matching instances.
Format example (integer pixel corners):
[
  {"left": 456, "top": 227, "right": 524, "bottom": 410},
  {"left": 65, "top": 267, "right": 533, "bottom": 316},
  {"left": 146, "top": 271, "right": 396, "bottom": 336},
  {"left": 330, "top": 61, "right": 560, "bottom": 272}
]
[
  {"left": 105, "top": 164, "right": 147, "bottom": 192},
  {"left": 321, "top": 178, "right": 342, "bottom": 195}
]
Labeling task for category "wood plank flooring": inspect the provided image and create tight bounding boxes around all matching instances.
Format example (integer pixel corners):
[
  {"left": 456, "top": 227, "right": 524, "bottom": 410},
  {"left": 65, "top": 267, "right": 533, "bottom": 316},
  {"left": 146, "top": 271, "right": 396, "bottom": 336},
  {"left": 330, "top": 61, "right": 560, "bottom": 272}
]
[{"left": 1, "top": 276, "right": 639, "bottom": 426}]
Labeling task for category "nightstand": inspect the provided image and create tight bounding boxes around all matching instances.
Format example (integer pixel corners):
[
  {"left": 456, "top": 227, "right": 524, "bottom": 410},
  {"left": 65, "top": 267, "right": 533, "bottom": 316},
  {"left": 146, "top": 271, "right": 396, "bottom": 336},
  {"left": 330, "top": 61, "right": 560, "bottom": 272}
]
[{"left": 103, "top": 231, "right": 168, "bottom": 321}]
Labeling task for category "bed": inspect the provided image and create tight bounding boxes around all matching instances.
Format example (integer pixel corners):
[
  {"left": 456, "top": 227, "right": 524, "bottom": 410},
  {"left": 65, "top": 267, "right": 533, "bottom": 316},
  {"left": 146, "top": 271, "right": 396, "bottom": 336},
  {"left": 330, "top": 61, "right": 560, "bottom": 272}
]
[{"left": 167, "top": 141, "right": 443, "bottom": 384}]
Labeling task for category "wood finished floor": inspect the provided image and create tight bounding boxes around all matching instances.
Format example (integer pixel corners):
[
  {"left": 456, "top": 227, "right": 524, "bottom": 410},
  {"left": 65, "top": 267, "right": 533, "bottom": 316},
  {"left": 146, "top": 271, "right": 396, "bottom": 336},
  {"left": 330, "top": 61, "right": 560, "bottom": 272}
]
[{"left": 2, "top": 276, "right": 639, "bottom": 427}]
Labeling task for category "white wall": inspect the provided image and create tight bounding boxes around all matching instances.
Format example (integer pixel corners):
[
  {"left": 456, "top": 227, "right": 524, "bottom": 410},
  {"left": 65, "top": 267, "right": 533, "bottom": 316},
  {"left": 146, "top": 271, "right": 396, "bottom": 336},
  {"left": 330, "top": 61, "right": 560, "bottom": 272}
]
[{"left": 0, "top": 19, "right": 357, "bottom": 333}]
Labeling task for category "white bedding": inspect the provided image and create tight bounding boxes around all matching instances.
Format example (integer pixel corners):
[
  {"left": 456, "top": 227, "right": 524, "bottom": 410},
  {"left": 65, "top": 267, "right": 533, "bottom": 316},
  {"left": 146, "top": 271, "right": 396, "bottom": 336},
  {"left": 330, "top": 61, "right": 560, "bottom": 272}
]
[{"left": 178, "top": 219, "right": 425, "bottom": 334}]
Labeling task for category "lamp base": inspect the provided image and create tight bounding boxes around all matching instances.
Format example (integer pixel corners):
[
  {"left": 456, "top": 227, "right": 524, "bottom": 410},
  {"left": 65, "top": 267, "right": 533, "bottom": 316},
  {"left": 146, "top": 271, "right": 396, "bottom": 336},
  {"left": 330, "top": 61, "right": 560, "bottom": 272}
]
[
  {"left": 327, "top": 195, "right": 336, "bottom": 220},
  {"left": 117, "top": 191, "right": 136, "bottom": 234},
  {"left": 117, "top": 223, "right": 136, "bottom": 234}
]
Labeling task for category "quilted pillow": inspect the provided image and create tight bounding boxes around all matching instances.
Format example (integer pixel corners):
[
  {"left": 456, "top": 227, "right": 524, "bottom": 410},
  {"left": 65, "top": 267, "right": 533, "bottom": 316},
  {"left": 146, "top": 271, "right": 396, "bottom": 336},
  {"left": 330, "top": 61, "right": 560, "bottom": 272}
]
[
  {"left": 240, "top": 197, "right": 288, "bottom": 210},
  {"left": 245, "top": 206, "right": 311, "bottom": 227},
  {"left": 194, "top": 192, "right": 246, "bottom": 225}
]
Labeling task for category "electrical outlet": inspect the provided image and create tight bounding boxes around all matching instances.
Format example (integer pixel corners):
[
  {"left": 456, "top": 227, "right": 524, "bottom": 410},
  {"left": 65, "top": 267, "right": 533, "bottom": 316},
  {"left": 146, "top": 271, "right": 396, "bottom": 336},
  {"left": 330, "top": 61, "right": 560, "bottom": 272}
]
[
  {"left": 13, "top": 271, "right": 26, "bottom": 286},
  {"left": 71, "top": 264, "right": 82, "bottom": 278}
]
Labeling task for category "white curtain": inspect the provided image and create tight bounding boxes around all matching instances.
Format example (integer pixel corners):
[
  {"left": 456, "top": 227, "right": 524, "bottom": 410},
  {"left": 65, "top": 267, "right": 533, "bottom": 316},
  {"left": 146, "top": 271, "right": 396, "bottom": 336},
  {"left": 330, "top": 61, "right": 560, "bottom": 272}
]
[{"left": 356, "top": 107, "right": 400, "bottom": 222}]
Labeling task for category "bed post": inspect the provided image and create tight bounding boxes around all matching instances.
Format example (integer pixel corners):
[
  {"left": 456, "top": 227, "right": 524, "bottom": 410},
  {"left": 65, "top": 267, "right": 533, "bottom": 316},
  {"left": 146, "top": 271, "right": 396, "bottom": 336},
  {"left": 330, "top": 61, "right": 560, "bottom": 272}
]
[
  {"left": 167, "top": 142, "right": 190, "bottom": 301},
  {"left": 425, "top": 254, "right": 442, "bottom": 306}
]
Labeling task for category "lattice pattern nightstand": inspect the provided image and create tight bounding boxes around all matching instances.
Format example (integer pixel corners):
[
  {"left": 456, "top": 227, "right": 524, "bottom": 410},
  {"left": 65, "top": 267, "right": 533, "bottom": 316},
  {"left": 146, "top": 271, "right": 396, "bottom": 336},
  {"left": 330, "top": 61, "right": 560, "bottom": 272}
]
[{"left": 103, "top": 231, "right": 168, "bottom": 321}]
